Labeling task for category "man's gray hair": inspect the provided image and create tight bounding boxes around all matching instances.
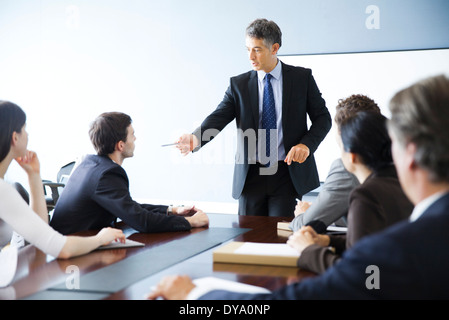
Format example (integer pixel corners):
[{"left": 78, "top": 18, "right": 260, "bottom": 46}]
[
  {"left": 246, "top": 18, "right": 282, "bottom": 48},
  {"left": 388, "top": 74, "right": 449, "bottom": 183}
]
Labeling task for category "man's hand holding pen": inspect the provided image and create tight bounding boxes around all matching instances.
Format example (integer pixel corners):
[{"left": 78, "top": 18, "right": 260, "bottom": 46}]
[{"left": 176, "top": 134, "right": 199, "bottom": 156}]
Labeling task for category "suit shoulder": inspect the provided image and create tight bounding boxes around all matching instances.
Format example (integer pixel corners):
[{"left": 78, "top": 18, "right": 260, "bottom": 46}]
[
  {"left": 230, "top": 70, "right": 255, "bottom": 84},
  {"left": 349, "top": 182, "right": 375, "bottom": 204},
  {"left": 325, "top": 158, "right": 359, "bottom": 188},
  {"left": 282, "top": 62, "right": 312, "bottom": 76},
  {"left": 79, "top": 155, "right": 126, "bottom": 177}
]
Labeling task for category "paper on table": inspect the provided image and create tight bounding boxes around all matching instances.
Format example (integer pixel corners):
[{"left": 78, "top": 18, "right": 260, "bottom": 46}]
[
  {"left": 97, "top": 238, "right": 144, "bottom": 250},
  {"left": 234, "top": 242, "right": 300, "bottom": 257},
  {"left": 0, "top": 246, "right": 18, "bottom": 288},
  {"left": 193, "top": 277, "right": 271, "bottom": 294},
  {"left": 148, "top": 276, "right": 270, "bottom": 300},
  {"left": 277, "top": 222, "right": 347, "bottom": 233},
  {"left": 327, "top": 225, "right": 347, "bottom": 232},
  {"left": 277, "top": 222, "right": 292, "bottom": 231},
  {"left": 10, "top": 231, "right": 25, "bottom": 249}
]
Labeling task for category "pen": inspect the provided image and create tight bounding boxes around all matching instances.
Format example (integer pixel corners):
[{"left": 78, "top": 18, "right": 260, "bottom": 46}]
[{"left": 161, "top": 143, "right": 180, "bottom": 147}]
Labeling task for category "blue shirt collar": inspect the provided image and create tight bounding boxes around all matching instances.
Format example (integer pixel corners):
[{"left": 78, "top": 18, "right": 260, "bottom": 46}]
[{"left": 257, "top": 59, "right": 282, "bottom": 82}]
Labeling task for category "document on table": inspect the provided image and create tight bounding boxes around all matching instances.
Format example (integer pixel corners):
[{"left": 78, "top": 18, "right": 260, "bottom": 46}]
[
  {"left": 193, "top": 277, "right": 270, "bottom": 294},
  {"left": 213, "top": 241, "right": 300, "bottom": 267},
  {"left": 327, "top": 225, "right": 347, "bottom": 232},
  {"left": 0, "top": 246, "right": 18, "bottom": 288},
  {"left": 149, "top": 276, "right": 270, "bottom": 300},
  {"left": 277, "top": 222, "right": 347, "bottom": 234},
  {"left": 97, "top": 238, "right": 144, "bottom": 250},
  {"left": 234, "top": 242, "right": 300, "bottom": 257}
]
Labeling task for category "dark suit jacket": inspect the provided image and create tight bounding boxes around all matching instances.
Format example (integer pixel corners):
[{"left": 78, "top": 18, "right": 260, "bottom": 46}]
[
  {"left": 193, "top": 62, "right": 332, "bottom": 199},
  {"left": 50, "top": 155, "right": 191, "bottom": 234},
  {"left": 201, "top": 192, "right": 449, "bottom": 300},
  {"left": 298, "top": 165, "right": 414, "bottom": 274}
]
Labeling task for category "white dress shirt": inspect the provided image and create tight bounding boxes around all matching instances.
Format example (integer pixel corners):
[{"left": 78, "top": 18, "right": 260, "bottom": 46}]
[{"left": 409, "top": 191, "right": 448, "bottom": 222}]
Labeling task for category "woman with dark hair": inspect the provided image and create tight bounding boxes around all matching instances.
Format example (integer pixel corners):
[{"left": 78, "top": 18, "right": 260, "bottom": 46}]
[
  {"left": 288, "top": 111, "right": 414, "bottom": 274},
  {"left": 0, "top": 101, "right": 125, "bottom": 260}
]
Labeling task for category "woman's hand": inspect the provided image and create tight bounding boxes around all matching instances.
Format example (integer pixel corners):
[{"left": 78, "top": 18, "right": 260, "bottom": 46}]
[
  {"left": 15, "top": 150, "right": 40, "bottom": 176},
  {"left": 95, "top": 227, "right": 126, "bottom": 246},
  {"left": 287, "top": 226, "right": 330, "bottom": 253}
]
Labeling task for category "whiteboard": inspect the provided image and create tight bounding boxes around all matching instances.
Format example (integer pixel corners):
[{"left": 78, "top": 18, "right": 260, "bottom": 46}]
[{"left": 280, "top": 48, "right": 449, "bottom": 179}]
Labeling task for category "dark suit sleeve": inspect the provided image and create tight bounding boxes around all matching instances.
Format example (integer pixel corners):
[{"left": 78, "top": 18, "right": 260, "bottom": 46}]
[
  {"left": 299, "top": 71, "right": 332, "bottom": 154},
  {"left": 297, "top": 244, "right": 342, "bottom": 274},
  {"left": 192, "top": 84, "right": 236, "bottom": 150},
  {"left": 93, "top": 169, "right": 191, "bottom": 233},
  {"left": 140, "top": 203, "right": 168, "bottom": 214}
]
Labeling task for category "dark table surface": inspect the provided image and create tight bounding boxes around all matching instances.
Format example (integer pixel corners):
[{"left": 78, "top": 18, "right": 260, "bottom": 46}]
[{"left": 6, "top": 213, "right": 316, "bottom": 300}]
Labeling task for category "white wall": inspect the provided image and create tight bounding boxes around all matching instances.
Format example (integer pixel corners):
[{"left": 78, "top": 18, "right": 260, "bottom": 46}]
[
  {"left": 280, "top": 48, "right": 449, "bottom": 179},
  {"left": 1, "top": 1, "right": 448, "bottom": 213}
]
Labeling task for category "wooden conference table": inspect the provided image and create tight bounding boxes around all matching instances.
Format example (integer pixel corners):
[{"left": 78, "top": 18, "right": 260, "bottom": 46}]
[{"left": 7, "top": 213, "right": 317, "bottom": 300}]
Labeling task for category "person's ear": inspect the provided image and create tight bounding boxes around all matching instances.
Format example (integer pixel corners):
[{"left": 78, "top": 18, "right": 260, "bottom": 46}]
[
  {"left": 349, "top": 152, "right": 357, "bottom": 164},
  {"left": 271, "top": 43, "right": 280, "bottom": 55},
  {"left": 405, "top": 143, "right": 418, "bottom": 170},
  {"left": 10, "top": 131, "right": 18, "bottom": 147},
  {"left": 115, "top": 141, "right": 125, "bottom": 152}
]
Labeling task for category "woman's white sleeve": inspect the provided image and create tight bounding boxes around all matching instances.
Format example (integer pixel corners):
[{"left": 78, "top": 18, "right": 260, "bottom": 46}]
[{"left": 0, "top": 181, "right": 66, "bottom": 258}]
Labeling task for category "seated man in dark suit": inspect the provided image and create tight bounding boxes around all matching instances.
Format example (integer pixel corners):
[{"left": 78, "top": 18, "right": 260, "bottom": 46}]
[
  {"left": 50, "top": 112, "right": 209, "bottom": 235},
  {"left": 147, "top": 74, "right": 449, "bottom": 300}
]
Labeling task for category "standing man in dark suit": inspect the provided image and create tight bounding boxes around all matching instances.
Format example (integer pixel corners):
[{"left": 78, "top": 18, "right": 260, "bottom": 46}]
[
  {"left": 50, "top": 112, "right": 209, "bottom": 235},
  {"left": 177, "top": 19, "right": 332, "bottom": 217},
  {"left": 148, "top": 75, "right": 449, "bottom": 300}
]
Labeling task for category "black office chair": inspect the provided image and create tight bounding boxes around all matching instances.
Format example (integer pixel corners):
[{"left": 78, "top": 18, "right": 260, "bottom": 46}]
[
  {"left": 13, "top": 182, "right": 30, "bottom": 204},
  {"left": 43, "top": 161, "right": 76, "bottom": 213},
  {"left": 11, "top": 182, "right": 30, "bottom": 246}
]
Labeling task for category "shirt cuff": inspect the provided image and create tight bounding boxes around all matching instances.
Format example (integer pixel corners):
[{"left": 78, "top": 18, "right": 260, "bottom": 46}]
[{"left": 186, "top": 285, "right": 213, "bottom": 300}]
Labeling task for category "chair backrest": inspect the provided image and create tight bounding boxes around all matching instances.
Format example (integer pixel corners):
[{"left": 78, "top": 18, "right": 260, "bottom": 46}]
[
  {"left": 44, "top": 161, "right": 76, "bottom": 214},
  {"left": 56, "top": 161, "right": 76, "bottom": 183},
  {"left": 13, "top": 182, "right": 29, "bottom": 204}
]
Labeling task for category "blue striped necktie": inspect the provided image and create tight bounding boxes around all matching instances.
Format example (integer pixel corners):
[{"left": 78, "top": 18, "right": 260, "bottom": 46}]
[{"left": 261, "top": 73, "right": 276, "bottom": 166}]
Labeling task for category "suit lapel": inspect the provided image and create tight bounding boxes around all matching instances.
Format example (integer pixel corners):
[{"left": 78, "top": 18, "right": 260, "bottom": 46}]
[
  {"left": 248, "top": 71, "right": 259, "bottom": 129},
  {"left": 281, "top": 62, "right": 292, "bottom": 131}
]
